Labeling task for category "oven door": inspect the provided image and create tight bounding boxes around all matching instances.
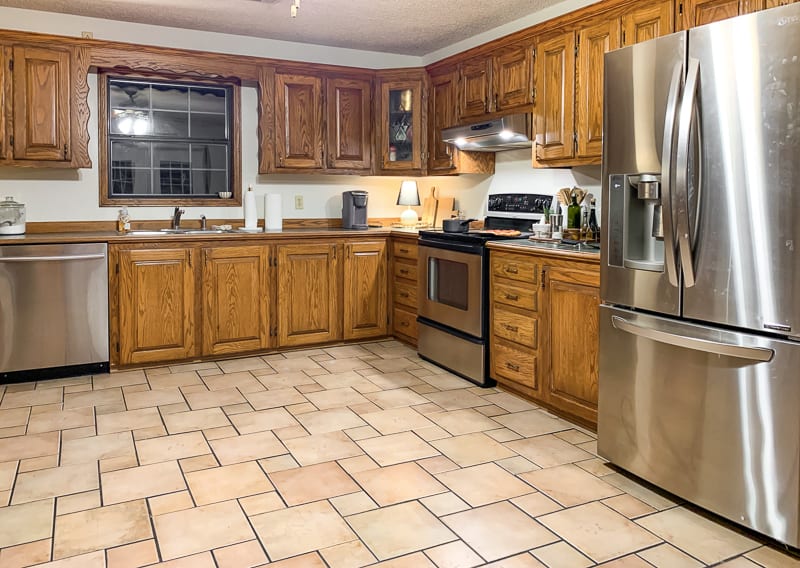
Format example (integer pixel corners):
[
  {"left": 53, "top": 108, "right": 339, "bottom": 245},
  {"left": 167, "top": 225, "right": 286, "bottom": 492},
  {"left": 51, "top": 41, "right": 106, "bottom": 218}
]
[{"left": 418, "top": 242, "right": 484, "bottom": 338}]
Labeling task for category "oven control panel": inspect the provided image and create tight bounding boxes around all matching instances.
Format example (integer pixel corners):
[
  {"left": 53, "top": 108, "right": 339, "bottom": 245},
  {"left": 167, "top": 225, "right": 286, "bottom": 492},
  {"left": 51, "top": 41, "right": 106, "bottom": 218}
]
[{"left": 488, "top": 193, "right": 552, "bottom": 214}]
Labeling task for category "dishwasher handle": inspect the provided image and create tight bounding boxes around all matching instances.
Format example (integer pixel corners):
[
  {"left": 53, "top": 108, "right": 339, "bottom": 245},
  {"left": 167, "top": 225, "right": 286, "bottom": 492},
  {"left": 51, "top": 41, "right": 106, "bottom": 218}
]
[{"left": 0, "top": 254, "right": 107, "bottom": 263}]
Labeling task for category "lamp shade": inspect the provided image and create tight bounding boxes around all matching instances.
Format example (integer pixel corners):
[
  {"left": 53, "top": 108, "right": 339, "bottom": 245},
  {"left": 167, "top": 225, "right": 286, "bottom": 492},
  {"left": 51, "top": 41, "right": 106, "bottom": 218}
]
[{"left": 396, "top": 180, "right": 420, "bottom": 206}]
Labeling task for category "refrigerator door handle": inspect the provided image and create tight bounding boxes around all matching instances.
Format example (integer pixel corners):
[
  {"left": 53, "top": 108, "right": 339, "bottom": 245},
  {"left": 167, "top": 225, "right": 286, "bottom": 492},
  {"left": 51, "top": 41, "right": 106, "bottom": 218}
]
[
  {"left": 675, "top": 57, "right": 701, "bottom": 287},
  {"left": 611, "top": 316, "right": 775, "bottom": 362},
  {"left": 660, "top": 62, "right": 684, "bottom": 287}
]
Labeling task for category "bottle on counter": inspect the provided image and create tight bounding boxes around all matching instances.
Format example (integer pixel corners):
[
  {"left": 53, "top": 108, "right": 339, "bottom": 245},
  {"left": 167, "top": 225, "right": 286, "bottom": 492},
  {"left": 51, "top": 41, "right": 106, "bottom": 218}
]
[
  {"left": 580, "top": 207, "right": 590, "bottom": 242},
  {"left": 588, "top": 198, "right": 600, "bottom": 242},
  {"left": 567, "top": 193, "right": 581, "bottom": 229},
  {"left": 117, "top": 207, "right": 130, "bottom": 233}
]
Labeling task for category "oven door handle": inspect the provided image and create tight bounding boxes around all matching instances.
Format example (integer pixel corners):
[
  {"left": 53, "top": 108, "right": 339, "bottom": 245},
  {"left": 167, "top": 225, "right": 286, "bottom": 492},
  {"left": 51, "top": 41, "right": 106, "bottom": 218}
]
[{"left": 428, "top": 256, "right": 438, "bottom": 302}]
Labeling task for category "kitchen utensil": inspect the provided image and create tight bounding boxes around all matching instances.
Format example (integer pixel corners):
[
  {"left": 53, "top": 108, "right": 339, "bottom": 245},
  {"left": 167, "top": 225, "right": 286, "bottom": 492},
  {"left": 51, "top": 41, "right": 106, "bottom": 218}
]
[
  {"left": 435, "top": 195, "right": 455, "bottom": 228},
  {"left": 421, "top": 187, "right": 438, "bottom": 226},
  {"left": 0, "top": 196, "right": 26, "bottom": 235},
  {"left": 442, "top": 218, "right": 475, "bottom": 233}
]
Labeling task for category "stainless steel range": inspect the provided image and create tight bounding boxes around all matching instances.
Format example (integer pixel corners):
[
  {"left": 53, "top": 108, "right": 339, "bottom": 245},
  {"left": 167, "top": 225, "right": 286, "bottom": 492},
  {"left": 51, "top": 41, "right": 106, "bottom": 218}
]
[{"left": 416, "top": 193, "right": 551, "bottom": 386}]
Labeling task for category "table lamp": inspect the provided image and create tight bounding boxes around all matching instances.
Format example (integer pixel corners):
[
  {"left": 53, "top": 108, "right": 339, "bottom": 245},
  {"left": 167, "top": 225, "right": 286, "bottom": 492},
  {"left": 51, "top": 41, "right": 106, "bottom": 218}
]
[{"left": 397, "top": 180, "right": 420, "bottom": 227}]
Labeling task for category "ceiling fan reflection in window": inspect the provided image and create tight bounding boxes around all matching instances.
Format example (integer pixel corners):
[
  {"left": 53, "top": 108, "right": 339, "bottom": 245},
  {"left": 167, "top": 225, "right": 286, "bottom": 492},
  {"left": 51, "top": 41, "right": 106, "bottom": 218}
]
[{"left": 247, "top": 0, "right": 302, "bottom": 18}]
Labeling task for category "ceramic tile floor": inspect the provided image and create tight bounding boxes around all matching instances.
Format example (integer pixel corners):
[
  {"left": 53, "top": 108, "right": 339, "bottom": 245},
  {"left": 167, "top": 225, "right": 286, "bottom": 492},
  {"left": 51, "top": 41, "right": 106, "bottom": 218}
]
[{"left": 0, "top": 340, "right": 797, "bottom": 567}]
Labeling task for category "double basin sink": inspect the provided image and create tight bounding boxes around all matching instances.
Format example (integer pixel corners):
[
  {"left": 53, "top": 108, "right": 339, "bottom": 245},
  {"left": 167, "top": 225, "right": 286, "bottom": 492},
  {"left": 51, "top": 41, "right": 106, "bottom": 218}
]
[{"left": 126, "top": 228, "right": 236, "bottom": 236}]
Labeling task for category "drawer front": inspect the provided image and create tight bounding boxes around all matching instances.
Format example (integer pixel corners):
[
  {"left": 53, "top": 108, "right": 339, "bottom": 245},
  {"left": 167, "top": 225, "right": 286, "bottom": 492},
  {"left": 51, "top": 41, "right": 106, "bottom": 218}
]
[
  {"left": 393, "top": 280, "right": 418, "bottom": 309},
  {"left": 393, "top": 259, "right": 418, "bottom": 281},
  {"left": 393, "top": 240, "right": 418, "bottom": 261},
  {"left": 493, "top": 307, "right": 538, "bottom": 347},
  {"left": 393, "top": 307, "right": 418, "bottom": 338},
  {"left": 491, "top": 253, "right": 538, "bottom": 284},
  {"left": 492, "top": 339, "right": 537, "bottom": 389},
  {"left": 492, "top": 280, "right": 538, "bottom": 311}
]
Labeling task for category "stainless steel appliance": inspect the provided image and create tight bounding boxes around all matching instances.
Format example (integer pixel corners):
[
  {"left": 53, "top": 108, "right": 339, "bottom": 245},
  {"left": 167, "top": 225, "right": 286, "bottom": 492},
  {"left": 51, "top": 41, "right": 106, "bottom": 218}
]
[
  {"left": 342, "top": 190, "right": 368, "bottom": 229},
  {"left": 417, "top": 193, "right": 551, "bottom": 386},
  {"left": 599, "top": 4, "right": 800, "bottom": 547},
  {"left": 441, "top": 114, "right": 532, "bottom": 152},
  {"left": 0, "top": 243, "right": 109, "bottom": 381}
]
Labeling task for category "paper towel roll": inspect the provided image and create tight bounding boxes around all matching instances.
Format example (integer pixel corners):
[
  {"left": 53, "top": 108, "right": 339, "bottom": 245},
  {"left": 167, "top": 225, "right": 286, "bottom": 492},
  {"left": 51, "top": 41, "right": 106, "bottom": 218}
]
[
  {"left": 244, "top": 188, "right": 258, "bottom": 229},
  {"left": 265, "top": 193, "right": 282, "bottom": 231}
]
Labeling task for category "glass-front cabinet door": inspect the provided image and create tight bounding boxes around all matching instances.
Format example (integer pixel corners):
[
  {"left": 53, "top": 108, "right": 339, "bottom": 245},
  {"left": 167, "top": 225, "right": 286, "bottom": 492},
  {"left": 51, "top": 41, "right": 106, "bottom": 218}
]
[{"left": 376, "top": 75, "right": 425, "bottom": 174}]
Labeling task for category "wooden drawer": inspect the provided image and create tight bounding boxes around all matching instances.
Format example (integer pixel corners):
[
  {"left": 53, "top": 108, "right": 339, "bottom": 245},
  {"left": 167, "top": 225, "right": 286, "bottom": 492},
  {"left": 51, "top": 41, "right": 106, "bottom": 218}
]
[
  {"left": 393, "top": 259, "right": 418, "bottom": 281},
  {"left": 393, "top": 240, "right": 418, "bottom": 261},
  {"left": 493, "top": 307, "right": 538, "bottom": 348},
  {"left": 492, "top": 280, "right": 538, "bottom": 311},
  {"left": 491, "top": 252, "right": 538, "bottom": 284},
  {"left": 491, "top": 338, "right": 537, "bottom": 390},
  {"left": 393, "top": 307, "right": 418, "bottom": 339},
  {"left": 393, "top": 279, "right": 418, "bottom": 309}
]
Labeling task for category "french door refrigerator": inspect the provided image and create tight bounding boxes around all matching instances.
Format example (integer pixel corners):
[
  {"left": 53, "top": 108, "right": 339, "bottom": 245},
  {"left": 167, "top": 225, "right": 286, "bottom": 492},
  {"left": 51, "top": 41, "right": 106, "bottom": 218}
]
[{"left": 598, "top": 4, "right": 800, "bottom": 546}]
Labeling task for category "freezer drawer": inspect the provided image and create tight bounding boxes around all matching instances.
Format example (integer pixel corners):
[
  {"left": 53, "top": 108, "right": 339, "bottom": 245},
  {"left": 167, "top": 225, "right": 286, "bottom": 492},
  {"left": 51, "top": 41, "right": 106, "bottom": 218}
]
[{"left": 598, "top": 305, "right": 800, "bottom": 547}]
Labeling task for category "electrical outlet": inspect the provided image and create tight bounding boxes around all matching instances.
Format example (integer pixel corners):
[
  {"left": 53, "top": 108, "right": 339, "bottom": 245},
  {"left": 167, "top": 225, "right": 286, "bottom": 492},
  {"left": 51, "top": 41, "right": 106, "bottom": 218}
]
[
  {"left": 294, "top": 195, "right": 304, "bottom": 210},
  {"left": 81, "top": 31, "right": 94, "bottom": 39}
]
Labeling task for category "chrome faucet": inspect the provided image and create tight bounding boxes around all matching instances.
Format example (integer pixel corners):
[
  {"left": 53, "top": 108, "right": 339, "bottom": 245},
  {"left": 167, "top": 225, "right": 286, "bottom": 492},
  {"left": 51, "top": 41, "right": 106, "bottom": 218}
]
[{"left": 172, "top": 207, "right": 185, "bottom": 230}]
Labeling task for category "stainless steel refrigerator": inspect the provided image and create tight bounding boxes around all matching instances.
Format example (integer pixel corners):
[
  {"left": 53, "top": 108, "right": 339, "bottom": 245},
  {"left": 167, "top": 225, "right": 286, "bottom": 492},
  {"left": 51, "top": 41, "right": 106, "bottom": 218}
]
[{"left": 599, "top": 4, "right": 800, "bottom": 547}]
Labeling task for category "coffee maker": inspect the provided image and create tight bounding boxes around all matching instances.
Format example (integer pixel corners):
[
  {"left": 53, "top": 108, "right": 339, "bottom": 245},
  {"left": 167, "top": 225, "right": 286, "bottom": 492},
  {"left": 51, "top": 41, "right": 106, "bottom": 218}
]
[{"left": 342, "top": 191, "right": 368, "bottom": 229}]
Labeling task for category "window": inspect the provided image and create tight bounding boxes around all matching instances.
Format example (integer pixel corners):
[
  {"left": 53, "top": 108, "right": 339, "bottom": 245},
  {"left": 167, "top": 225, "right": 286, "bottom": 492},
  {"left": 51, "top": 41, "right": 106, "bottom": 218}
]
[{"left": 100, "top": 75, "right": 241, "bottom": 206}]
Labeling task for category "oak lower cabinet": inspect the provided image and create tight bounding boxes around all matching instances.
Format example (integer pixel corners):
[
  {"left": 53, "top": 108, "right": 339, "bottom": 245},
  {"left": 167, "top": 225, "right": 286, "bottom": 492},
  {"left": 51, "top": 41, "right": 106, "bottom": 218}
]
[
  {"left": 390, "top": 235, "right": 419, "bottom": 346},
  {"left": 489, "top": 246, "right": 600, "bottom": 427},
  {"left": 343, "top": 240, "right": 388, "bottom": 340}
]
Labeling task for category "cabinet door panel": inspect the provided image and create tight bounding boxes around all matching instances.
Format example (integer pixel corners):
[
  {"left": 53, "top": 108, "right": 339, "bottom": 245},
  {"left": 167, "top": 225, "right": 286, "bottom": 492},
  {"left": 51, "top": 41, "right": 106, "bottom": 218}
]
[
  {"left": 493, "top": 43, "right": 533, "bottom": 112},
  {"left": 576, "top": 19, "right": 620, "bottom": 159},
  {"left": 275, "top": 73, "right": 323, "bottom": 169},
  {"left": 118, "top": 248, "right": 195, "bottom": 365},
  {"left": 344, "top": 241, "right": 387, "bottom": 340},
  {"left": 326, "top": 77, "right": 371, "bottom": 170},
  {"left": 535, "top": 32, "right": 576, "bottom": 162},
  {"left": 681, "top": 0, "right": 747, "bottom": 29},
  {"left": 0, "top": 47, "right": 6, "bottom": 160},
  {"left": 202, "top": 245, "right": 269, "bottom": 355},
  {"left": 377, "top": 77, "right": 424, "bottom": 172},
  {"left": 428, "top": 71, "right": 457, "bottom": 172},
  {"left": 766, "top": 0, "right": 798, "bottom": 7},
  {"left": 277, "top": 243, "right": 340, "bottom": 347},
  {"left": 12, "top": 45, "right": 70, "bottom": 161},
  {"left": 622, "top": 1, "right": 675, "bottom": 46},
  {"left": 491, "top": 337, "right": 539, "bottom": 391},
  {"left": 459, "top": 58, "right": 491, "bottom": 119}
]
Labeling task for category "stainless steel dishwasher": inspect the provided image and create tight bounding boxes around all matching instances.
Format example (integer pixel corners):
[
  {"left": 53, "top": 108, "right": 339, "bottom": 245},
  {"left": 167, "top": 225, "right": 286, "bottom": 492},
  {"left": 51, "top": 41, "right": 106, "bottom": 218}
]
[{"left": 0, "top": 243, "right": 109, "bottom": 381}]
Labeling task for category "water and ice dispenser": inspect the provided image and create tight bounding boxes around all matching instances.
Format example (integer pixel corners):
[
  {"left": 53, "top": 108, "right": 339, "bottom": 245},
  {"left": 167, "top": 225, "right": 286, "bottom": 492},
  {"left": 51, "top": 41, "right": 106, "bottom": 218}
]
[{"left": 607, "top": 174, "right": 665, "bottom": 272}]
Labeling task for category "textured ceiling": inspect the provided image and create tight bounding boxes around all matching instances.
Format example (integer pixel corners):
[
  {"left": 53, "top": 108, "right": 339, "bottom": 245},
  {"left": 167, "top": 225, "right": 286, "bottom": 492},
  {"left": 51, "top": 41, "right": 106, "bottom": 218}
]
[{"left": 0, "top": 0, "right": 565, "bottom": 56}]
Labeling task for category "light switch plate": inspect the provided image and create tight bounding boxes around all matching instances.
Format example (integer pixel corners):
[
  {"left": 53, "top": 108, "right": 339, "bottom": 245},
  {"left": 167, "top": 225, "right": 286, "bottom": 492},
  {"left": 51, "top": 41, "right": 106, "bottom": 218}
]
[{"left": 294, "top": 195, "right": 304, "bottom": 209}]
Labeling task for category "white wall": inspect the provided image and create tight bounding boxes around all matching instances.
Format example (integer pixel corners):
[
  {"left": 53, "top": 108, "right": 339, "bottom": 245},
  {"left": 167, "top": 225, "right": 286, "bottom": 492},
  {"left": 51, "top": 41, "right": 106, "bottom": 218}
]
[{"left": 0, "top": 7, "right": 601, "bottom": 224}]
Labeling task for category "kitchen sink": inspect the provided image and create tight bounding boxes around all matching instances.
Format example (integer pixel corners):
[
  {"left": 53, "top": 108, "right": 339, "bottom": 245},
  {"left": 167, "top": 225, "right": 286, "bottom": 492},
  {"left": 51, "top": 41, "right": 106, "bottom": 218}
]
[{"left": 125, "top": 228, "right": 234, "bottom": 236}]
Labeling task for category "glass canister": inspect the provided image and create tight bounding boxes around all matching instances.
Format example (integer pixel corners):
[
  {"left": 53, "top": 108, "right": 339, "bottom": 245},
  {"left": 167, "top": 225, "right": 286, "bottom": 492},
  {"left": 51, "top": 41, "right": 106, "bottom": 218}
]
[{"left": 0, "top": 196, "right": 26, "bottom": 235}]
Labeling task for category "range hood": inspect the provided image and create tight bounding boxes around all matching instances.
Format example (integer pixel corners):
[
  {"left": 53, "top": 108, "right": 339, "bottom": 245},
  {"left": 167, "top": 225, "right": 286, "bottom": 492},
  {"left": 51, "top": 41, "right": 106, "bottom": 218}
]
[{"left": 441, "top": 113, "right": 532, "bottom": 152}]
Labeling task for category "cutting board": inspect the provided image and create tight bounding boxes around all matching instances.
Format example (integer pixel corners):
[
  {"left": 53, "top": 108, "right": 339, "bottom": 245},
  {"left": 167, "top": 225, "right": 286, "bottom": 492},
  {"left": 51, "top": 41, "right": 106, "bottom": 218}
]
[
  {"left": 435, "top": 197, "right": 455, "bottom": 228},
  {"left": 421, "top": 187, "right": 438, "bottom": 226}
]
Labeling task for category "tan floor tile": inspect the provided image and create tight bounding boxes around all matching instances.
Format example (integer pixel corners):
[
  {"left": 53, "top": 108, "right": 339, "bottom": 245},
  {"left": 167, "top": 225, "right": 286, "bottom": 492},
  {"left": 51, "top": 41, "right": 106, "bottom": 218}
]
[
  {"left": 427, "top": 409, "right": 501, "bottom": 436},
  {"left": 149, "top": 490, "right": 195, "bottom": 516},
  {"left": 221, "top": 402, "right": 253, "bottom": 415},
  {"left": 268, "top": 357, "right": 325, "bottom": 373},
  {"left": 538, "top": 502, "right": 661, "bottom": 564},
  {"left": 637, "top": 506, "right": 759, "bottom": 565},
  {"left": 133, "top": 425, "right": 168, "bottom": 440},
  {"left": 186, "top": 461, "right": 273, "bottom": 505},
  {"left": 531, "top": 541, "right": 593, "bottom": 568},
  {"left": 430, "top": 432, "right": 516, "bottom": 467},
  {"left": 270, "top": 461, "right": 358, "bottom": 506},
  {"left": 0, "top": 425, "right": 27, "bottom": 438},
  {"left": 155, "top": 551, "right": 216, "bottom": 567},
  {"left": 92, "top": 370, "right": 147, "bottom": 390},
  {"left": 319, "top": 357, "right": 375, "bottom": 373},
  {"left": 369, "top": 357, "right": 421, "bottom": 374},
  {"left": 251, "top": 500, "right": 356, "bottom": 561},
  {"left": 357, "top": 431, "right": 439, "bottom": 466},
  {"left": 426, "top": 540, "right": 484, "bottom": 568},
  {"left": 1, "top": 388, "right": 63, "bottom": 409},
  {"left": 410, "top": 384, "right": 440, "bottom": 394},
  {"left": 372, "top": 551, "right": 437, "bottom": 567},
  {"left": 154, "top": 500, "right": 254, "bottom": 560},
  {"left": 258, "top": 454, "right": 300, "bottom": 473},
  {"left": 169, "top": 361, "right": 219, "bottom": 372},
  {"left": 302, "top": 387, "right": 369, "bottom": 410},
  {"left": 204, "top": 425, "right": 238, "bottom": 440},
  {"left": 19, "top": 454, "right": 59, "bottom": 472},
  {"left": 353, "top": 462, "right": 446, "bottom": 506},
  {"left": 330, "top": 491, "right": 377, "bottom": 516},
  {"left": 506, "top": 435, "right": 594, "bottom": 468},
  {"left": 324, "top": 345, "right": 373, "bottom": 358},
  {"left": 244, "top": 388, "right": 308, "bottom": 410},
  {"left": 520, "top": 463, "right": 621, "bottom": 507},
  {"left": 413, "top": 425, "right": 451, "bottom": 441},
  {"left": 423, "top": 389, "right": 489, "bottom": 411},
  {"left": 12, "top": 462, "right": 98, "bottom": 505},
  {"left": 345, "top": 425, "right": 381, "bottom": 440},
  {"left": 554, "top": 429, "right": 595, "bottom": 445},
  {"left": 576, "top": 458, "right": 615, "bottom": 477},
  {"left": 61, "top": 431, "right": 135, "bottom": 465},
  {"left": 265, "top": 552, "right": 328, "bottom": 567},
  {"left": 484, "top": 553, "right": 547, "bottom": 567},
  {"left": 25, "top": 408, "right": 91, "bottom": 434},
  {"left": 218, "top": 357, "right": 271, "bottom": 373},
  {"left": 145, "top": 366, "right": 172, "bottom": 376},
  {"left": 36, "top": 550, "right": 105, "bottom": 567},
  {"left": 295, "top": 407, "right": 366, "bottom": 434},
  {"left": 602, "top": 554, "right": 655, "bottom": 567},
  {"left": 365, "top": 371, "right": 424, "bottom": 390},
  {"left": 349, "top": 401, "right": 383, "bottom": 415},
  {"left": 147, "top": 370, "right": 204, "bottom": 390},
  {"left": 63, "top": 388, "right": 124, "bottom": 410},
  {"left": 100, "top": 455, "right": 140, "bottom": 473},
  {"left": 209, "top": 431, "right": 287, "bottom": 465},
  {"left": 365, "top": 388, "right": 431, "bottom": 409},
  {"left": 239, "top": 491, "right": 285, "bottom": 515},
  {"left": 213, "top": 539, "right": 268, "bottom": 568},
  {"left": 102, "top": 460, "right": 186, "bottom": 504},
  {"left": 61, "top": 426, "right": 96, "bottom": 442},
  {"left": 321, "top": 539, "right": 377, "bottom": 568},
  {"left": 603, "top": 494, "right": 657, "bottom": 519},
  {"left": 136, "top": 431, "right": 211, "bottom": 465},
  {"left": 494, "top": 410, "right": 572, "bottom": 438},
  {"left": 180, "top": 454, "right": 220, "bottom": 473},
  {"left": 418, "top": 373, "right": 475, "bottom": 391},
  {"left": 420, "top": 491, "right": 471, "bottom": 516},
  {"left": 0, "top": 407, "right": 31, "bottom": 428},
  {"left": 285, "top": 402, "right": 317, "bottom": 415},
  {"left": 0, "top": 460, "right": 16, "bottom": 491},
  {"left": 63, "top": 384, "right": 92, "bottom": 394},
  {"left": 577, "top": 440, "right": 598, "bottom": 456},
  {"left": 418, "top": 456, "right": 459, "bottom": 474},
  {"left": 0, "top": 498, "right": 54, "bottom": 548},
  {"left": 56, "top": 490, "right": 101, "bottom": 516},
  {"left": 37, "top": 376, "right": 90, "bottom": 389},
  {"left": 637, "top": 543, "right": 703, "bottom": 567},
  {"left": 124, "top": 388, "right": 185, "bottom": 411},
  {"left": 53, "top": 499, "right": 151, "bottom": 559},
  {"left": 496, "top": 455, "right": 539, "bottom": 474},
  {"left": 255, "top": 372, "right": 318, "bottom": 389},
  {"left": 745, "top": 546, "right": 800, "bottom": 567},
  {"left": 228, "top": 408, "right": 298, "bottom": 434},
  {"left": 511, "top": 492, "right": 563, "bottom": 517},
  {"left": 163, "top": 407, "right": 231, "bottom": 434},
  {"left": 338, "top": 454, "right": 380, "bottom": 474},
  {"left": 106, "top": 539, "right": 159, "bottom": 568},
  {"left": 602, "top": 473, "right": 678, "bottom": 510},
  {"left": 313, "top": 370, "right": 380, "bottom": 390},
  {"left": 184, "top": 387, "right": 245, "bottom": 411},
  {"left": 284, "top": 431, "right": 363, "bottom": 466},
  {"left": 444, "top": 501, "right": 558, "bottom": 562},
  {"left": 0, "top": 431, "right": 59, "bottom": 462},
  {"left": 474, "top": 404, "right": 508, "bottom": 417},
  {"left": 435, "top": 463, "right": 533, "bottom": 507},
  {"left": 97, "top": 407, "right": 162, "bottom": 435},
  {"left": 0, "top": 538, "right": 51, "bottom": 568},
  {"left": 481, "top": 392, "right": 538, "bottom": 413}
]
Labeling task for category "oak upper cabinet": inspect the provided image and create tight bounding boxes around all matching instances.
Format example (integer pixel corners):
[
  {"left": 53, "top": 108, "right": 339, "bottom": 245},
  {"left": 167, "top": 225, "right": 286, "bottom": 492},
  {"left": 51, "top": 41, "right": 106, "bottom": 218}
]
[
  {"left": 276, "top": 242, "right": 341, "bottom": 347},
  {"left": 0, "top": 47, "right": 6, "bottom": 161},
  {"left": 202, "top": 245, "right": 270, "bottom": 356},
  {"left": 117, "top": 247, "right": 197, "bottom": 366},
  {"left": 459, "top": 57, "right": 492, "bottom": 119},
  {"left": 622, "top": 1, "right": 675, "bottom": 45},
  {"left": 274, "top": 72, "right": 324, "bottom": 169},
  {"left": 678, "top": 0, "right": 762, "bottom": 29},
  {"left": 766, "top": 0, "right": 798, "bottom": 7},
  {"left": 326, "top": 77, "right": 372, "bottom": 170},
  {"left": 375, "top": 71, "right": 426, "bottom": 174},
  {"left": 343, "top": 240, "right": 388, "bottom": 340},
  {"left": 533, "top": 31, "right": 576, "bottom": 164}
]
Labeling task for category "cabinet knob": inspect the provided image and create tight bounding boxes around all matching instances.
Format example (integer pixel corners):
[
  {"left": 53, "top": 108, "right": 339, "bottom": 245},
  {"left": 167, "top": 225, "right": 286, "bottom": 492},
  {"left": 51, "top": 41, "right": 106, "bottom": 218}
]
[
  {"left": 399, "top": 292, "right": 409, "bottom": 298},
  {"left": 505, "top": 362, "right": 520, "bottom": 372},
  {"left": 399, "top": 269, "right": 409, "bottom": 275},
  {"left": 400, "top": 321, "right": 409, "bottom": 327},
  {"left": 503, "top": 324, "right": 519, "bottom": 333},
  {"left": 504, "top": 265, "right": 518, "bottom": 274},
  {"left": 504, "top": 293, "right": 519, "bottom": 301}
]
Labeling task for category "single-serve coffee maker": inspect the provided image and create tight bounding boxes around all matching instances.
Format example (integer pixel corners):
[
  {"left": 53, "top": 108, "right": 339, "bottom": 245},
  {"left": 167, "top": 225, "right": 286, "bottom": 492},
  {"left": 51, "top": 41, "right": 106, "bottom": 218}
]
[
  {"left": 342, "top": 190, "right": 368, "bottom": 229},
  {"left": 608, "top": 173, "right": 664, "bottom": 272}
]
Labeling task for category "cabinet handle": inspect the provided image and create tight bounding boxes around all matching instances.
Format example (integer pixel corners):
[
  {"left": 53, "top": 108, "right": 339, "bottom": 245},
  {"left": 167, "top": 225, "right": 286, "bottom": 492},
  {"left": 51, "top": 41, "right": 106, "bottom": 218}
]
[
  {"left": 399, "top": 248, "right": 410, "bottom": 253},
  {"left": 484, "top": 98, "right": 488, "bottom": 113},
  {"left": 541, "top": 268, "right": 546, "bottom": 290},
  {"left": 278, "top": 155, "right": 284, "bottom": 166},
  {"left": 63, "top": 143, "right": 68, "bottom": 159},
  {"left": 399, "top": 268, "right": 409, "bottom": 275},
  {"left": 399, "top": 292, "right": 409, "bottom": 298},
  {"left": 400, "top": 321, "right": 409, "bottom": 327},
  {"left": 504, "top": 265, "right": 518, "bottom": 274},
  {"left": 503, "top": 324, "right": 519, "bottom": 333},
  {"left": 494, "top": 93, "right": 499, "bottom": 111},
  {"left": 505, "top": 362, "right": 520, "bottom": 372},
  {"left": 504, "top": 293, "right": 519, "bottom": 301}
]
